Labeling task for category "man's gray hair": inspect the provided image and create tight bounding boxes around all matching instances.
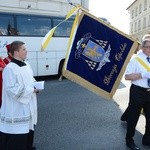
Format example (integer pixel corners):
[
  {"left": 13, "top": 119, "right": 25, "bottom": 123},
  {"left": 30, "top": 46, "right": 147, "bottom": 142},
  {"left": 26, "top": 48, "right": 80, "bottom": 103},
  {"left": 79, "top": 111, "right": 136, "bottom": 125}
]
[
  {"left": 141, "top": 39, "right": 150, "bottom": 47},
  {"left": 142, "top": 34, "right": 150, "bottom": 41}
]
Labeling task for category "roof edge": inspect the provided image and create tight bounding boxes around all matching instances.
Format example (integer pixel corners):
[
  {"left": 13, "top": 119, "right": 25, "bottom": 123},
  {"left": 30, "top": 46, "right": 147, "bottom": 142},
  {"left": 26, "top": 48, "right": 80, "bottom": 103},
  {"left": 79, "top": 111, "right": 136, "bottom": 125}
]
[{"left": 126, "top": 0, "right": 137, "bottom": 10}]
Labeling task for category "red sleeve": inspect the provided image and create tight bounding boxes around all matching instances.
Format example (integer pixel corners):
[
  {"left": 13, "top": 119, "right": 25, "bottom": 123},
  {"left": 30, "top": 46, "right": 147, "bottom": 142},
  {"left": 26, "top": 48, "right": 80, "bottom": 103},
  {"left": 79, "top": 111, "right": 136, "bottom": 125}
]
[
  {"left": 3, "top": 58, "right": 9, "bottom": 65},
  {"left": 0, "top": 59, "right": 5, "bottom": 68}
]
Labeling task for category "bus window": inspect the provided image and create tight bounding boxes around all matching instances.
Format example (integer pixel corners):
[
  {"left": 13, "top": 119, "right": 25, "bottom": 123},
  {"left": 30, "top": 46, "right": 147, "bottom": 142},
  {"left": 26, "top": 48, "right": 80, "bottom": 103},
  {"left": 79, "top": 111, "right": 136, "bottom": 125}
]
[
  {"left": 17, "top": 16, "right": 52, "bottom": 36},
  {"left": 0, "top": 14, "right": 15, "bottom": 36},
  {"left": 53, "top": 18, "right": 73, "bottom": 37}
]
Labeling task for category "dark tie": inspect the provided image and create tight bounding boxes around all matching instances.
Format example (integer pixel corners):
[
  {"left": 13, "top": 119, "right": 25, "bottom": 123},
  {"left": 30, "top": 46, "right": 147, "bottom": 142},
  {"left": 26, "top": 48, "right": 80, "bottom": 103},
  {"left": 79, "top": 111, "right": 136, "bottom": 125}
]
[
  {"left": 147, "top": 57, "right": 150, "bottom": 87},
  {"left": 147, "top": 57, "right": 150, "bottom": 63}
]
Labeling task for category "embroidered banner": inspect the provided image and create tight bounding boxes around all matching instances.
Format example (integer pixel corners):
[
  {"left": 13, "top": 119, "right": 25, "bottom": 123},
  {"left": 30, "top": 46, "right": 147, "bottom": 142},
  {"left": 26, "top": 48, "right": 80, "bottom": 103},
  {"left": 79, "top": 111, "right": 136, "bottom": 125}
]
[{"left": 63, "top": 11, "right": 138, "bottom": 99}]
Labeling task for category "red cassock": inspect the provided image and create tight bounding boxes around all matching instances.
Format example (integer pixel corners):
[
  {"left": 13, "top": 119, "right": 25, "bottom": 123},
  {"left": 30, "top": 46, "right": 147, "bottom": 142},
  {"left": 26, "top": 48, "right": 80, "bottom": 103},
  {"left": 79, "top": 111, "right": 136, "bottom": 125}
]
[
  {"left": 3, "top": 55, "right": 13, "bottom": 65},
  {"left": 3, "top": 44, "right": 13, "bottom": 65},
  {"left": 0, "top": 58, "right": 6, "bottom": 107}
]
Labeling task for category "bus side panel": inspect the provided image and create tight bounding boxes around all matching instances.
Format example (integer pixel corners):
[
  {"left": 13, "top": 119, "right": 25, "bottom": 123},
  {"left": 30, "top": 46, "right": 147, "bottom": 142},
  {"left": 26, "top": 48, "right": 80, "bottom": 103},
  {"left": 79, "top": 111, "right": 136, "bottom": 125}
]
[
  {"left": 37, "top": 51, "right": 57, "bottom": 76},
  {"left": 0, "top": 37, "right": 68, "bottom": 77},
  {"left": 26, "top": 52, "right": 38, "bottom": 76}
]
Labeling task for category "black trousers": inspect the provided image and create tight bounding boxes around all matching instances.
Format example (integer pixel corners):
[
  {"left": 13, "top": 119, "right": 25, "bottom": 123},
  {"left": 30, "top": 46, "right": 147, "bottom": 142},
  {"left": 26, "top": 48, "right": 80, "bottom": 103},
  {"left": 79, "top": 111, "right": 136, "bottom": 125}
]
[
  {"left": 121, "top": 106, "right": 129, "bottom": 121},
  {"left": 27, "top": 130, "right": 34, "bottom": 150},
  {"left": 0, "top": 130, "right": 34, "bottom": 150},
  {"left": 126, "top": 84, "right": 150, "bottom": 143}
]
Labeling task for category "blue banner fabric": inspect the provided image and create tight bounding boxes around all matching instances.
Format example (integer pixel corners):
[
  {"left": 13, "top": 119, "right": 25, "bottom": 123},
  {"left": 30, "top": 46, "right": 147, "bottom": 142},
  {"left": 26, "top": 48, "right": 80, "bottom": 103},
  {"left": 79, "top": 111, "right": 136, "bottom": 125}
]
[{"left": 63, "top": 12, "right": 138, "bottom": 99}]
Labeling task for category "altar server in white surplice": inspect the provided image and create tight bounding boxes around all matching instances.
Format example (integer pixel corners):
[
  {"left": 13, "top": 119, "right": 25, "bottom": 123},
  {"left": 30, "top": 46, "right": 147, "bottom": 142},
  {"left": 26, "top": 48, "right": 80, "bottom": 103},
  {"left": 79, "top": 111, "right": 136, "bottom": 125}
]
[{"left": 0, "top": 41, "right": 40, "bottom": 150}]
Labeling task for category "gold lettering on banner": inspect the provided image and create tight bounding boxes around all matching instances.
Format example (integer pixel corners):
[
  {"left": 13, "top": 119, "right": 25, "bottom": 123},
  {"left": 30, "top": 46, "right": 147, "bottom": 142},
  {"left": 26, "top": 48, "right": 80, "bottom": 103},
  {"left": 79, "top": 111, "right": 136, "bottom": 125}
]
[
  {"left": 104, "top": 64, "right": 117, "bottom": 85},
  {"left": 115, "top": 43, "right": 127, "bottom": 61}
]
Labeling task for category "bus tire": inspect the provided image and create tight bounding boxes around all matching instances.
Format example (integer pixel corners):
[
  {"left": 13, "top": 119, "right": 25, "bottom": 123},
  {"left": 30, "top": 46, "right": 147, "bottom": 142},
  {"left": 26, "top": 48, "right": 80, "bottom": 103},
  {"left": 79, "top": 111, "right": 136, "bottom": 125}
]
[{"left": 58, "top": 59, "right": 65, "bottom": 77}]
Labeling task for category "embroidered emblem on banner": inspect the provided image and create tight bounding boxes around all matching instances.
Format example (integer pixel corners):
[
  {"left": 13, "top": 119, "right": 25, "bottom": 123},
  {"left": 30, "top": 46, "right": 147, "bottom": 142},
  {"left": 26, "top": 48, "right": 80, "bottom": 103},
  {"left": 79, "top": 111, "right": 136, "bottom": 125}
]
[{"left": 75, "top": 33, "right": 111, "bottom": 71}]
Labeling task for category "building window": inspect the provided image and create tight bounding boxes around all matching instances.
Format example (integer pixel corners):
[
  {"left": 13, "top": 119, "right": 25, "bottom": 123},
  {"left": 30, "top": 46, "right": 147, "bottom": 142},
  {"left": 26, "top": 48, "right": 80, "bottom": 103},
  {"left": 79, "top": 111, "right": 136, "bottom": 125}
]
[
  {"left": 138, "top": 20, "right": 141, "bottom": 30},
  {"left": 148, "top": 15, "right": 150, "bottom": 27},
  {"left": 143, "top": 17, "right": 146, "bottom": 28},
  {"left": 139, "top": 3, "right": 142, "bottom": 14},
  {"left": 131, "top": 24, "right": 133, "bottom": 33},
  {"left": 131, "top": 10, "right": 134, "bottom": 19},
  {"left": 135, "top": 22, "right": 137, "bottom": 32},
  {"left": 144, "top": 0, "right": 147, "bottom": 10},
  {"left": 135, "top": 7, "right": 138, "bottom": 16}
]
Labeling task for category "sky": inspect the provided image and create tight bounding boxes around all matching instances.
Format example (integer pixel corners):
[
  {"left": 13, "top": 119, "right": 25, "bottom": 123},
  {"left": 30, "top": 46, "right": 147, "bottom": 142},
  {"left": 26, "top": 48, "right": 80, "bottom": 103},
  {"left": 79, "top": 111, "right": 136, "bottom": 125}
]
[{"left": 89, "top": 0, "right": 135, "bottom": 34}]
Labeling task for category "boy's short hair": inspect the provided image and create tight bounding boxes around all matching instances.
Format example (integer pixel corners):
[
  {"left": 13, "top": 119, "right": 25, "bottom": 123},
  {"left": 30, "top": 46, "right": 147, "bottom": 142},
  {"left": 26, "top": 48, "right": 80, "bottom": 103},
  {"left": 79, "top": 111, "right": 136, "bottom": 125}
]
[{"left": 10, "top": 41, "right": 25, "bottom": 56}]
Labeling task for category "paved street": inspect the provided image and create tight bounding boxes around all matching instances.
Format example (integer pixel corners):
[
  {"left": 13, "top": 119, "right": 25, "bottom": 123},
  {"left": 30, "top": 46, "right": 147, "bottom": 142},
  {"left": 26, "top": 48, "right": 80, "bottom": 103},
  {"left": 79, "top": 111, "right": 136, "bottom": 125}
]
[{"left": 34, "top": 77, "right": 149, "bottom": 150}]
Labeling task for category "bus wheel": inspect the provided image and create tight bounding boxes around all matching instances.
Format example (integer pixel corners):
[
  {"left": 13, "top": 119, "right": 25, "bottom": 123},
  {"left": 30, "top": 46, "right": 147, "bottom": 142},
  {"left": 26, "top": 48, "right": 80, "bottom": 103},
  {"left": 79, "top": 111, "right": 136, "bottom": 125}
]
[{"left": 58, "top": 59, "right": 65, "bottom": 78}]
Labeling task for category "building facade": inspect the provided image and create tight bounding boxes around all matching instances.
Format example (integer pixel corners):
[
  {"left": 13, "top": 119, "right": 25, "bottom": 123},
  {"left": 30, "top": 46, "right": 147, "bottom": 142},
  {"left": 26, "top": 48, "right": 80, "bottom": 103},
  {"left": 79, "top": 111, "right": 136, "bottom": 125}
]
[{"left": 127, "top": 0, "right": 150, "bottom": 42}]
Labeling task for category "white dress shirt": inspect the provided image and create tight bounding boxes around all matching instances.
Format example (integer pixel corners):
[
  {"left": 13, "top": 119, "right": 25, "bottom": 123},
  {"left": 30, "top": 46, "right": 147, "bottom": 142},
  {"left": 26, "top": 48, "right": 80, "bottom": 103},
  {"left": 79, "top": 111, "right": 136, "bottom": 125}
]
[{"left": 125, "top": 51, "right": 150, "bottom": 88}]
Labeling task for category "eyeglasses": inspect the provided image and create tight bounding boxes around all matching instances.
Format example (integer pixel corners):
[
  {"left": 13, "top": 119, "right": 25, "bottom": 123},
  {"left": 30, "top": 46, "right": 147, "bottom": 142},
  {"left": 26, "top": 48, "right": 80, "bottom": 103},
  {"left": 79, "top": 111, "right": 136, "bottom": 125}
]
[{"left": 144, "top": 46, "right": 150, "bottom": 49}]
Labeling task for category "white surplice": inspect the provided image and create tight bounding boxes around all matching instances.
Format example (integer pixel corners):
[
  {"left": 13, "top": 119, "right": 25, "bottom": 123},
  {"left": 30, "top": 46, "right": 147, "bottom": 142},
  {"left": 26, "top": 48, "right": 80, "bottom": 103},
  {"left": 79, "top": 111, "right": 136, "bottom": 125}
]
[{"left": 0, "top": 61, "right": 37, "bottom": 134}]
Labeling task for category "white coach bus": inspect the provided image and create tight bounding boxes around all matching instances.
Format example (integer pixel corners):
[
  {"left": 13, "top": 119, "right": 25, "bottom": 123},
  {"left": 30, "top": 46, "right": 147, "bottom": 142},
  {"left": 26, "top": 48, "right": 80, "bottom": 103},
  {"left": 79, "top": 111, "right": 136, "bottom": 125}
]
[{"left": 0, "top": 0, "right": 89, "bottom": 77}]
